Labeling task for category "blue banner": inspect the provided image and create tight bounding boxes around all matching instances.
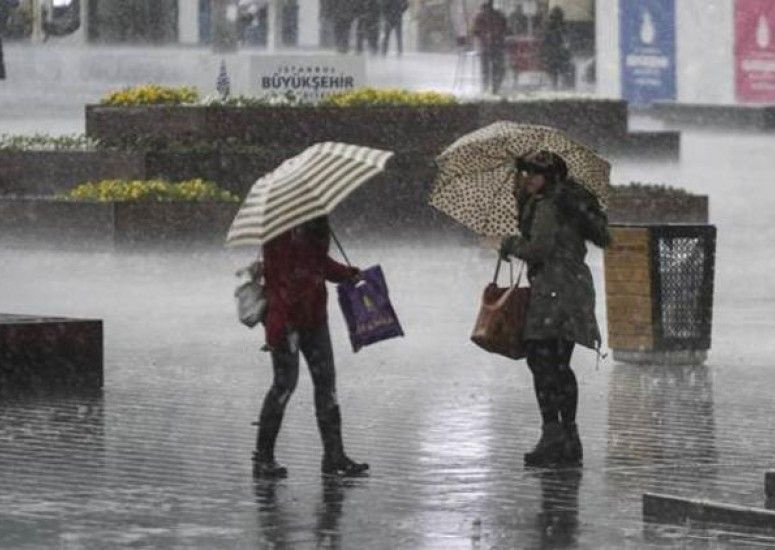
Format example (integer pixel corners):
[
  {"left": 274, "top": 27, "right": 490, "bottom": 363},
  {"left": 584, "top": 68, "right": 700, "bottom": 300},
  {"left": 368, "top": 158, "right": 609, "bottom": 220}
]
[{"left": 620, "top": 0, "right": 677, "bottom": 105}]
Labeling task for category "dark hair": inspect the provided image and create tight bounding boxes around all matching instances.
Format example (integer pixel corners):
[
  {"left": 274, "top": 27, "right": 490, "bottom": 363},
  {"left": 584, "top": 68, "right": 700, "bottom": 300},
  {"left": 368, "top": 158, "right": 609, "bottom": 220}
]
[
  {"left": 516, "top": 152, "right": 568, "bottom": 185},
  {"left": 302, "top": 216, "right": 330, "bottom": 241}
]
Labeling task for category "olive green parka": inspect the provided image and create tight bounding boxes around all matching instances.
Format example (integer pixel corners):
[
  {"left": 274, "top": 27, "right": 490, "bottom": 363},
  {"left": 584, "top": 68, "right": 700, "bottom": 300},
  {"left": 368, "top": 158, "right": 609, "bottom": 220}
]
[{"left": 504, "top": 181, "right": 610, "bottom": 350}]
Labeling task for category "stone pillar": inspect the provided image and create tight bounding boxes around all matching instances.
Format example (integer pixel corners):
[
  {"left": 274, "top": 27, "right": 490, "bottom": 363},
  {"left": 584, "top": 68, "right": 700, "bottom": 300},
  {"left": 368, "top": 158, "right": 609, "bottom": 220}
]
[
  {"left": 297, "top": 0, "right": 318, "bottom": 48},
  {"left": 178, "top": 0, "right": 200, "bottom": 44},
  {"left": 79, "top": 0, "right": 88, "bottom": 43},
  {"left": 30, "top": 0, "right": 43, "bottom": 43},
  {"left": 211, "top": 0, "right": 238, "bottom": 52},
  {"left": 266, "top": 0, "right": 283, "bottom": 51}
]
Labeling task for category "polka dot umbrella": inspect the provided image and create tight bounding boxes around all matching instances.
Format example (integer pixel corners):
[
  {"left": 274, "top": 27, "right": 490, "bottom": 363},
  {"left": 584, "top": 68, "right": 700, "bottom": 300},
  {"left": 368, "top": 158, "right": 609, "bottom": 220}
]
[{"left": 430, "top": 122, "right": 611, "bottom": 237}]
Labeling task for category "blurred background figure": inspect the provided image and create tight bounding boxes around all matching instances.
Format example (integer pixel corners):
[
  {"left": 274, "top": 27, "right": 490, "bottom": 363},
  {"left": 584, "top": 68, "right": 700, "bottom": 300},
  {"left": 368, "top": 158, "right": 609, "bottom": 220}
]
[
  {"left": 356, "top": 0, "right": 380, "bottom": 55},
  {"left": 540, "top": 6, "right": 572, "bottom": 89},
  {"left": 0, "top": 0, "right": 19, "bottom": 80},
  {"left": 473, "top": 0, "right": 507, "bottom": 94},
  {"left": 381, "top": 0, "right": 408, "bottom": 56},
  {"left": 331, "top": 0, "right": 359, "bottom": 53},
  {"left": 509, "top": 3, "right": 528, "bottom": 36},
  {"left": 237, "top": 0, "right": 267, "bottom": 47},
  {"left": 549, "top": 0, "right": 594, "bottom": 56}
]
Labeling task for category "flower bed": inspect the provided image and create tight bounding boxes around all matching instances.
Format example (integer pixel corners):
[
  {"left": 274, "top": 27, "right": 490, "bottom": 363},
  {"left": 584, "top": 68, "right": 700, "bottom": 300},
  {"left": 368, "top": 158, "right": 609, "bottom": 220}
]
[
  {"left": 62, "top": 178, "right": 239, "bottom": 203},
  {"left": 101, "top": 85, "right": 200, "bottom": 107},
  {"left": 319, "top": 88, "right": 457, "bottom": 108},
  {"left": 0, "top": 176, "right": 240, "bottom": 248}
]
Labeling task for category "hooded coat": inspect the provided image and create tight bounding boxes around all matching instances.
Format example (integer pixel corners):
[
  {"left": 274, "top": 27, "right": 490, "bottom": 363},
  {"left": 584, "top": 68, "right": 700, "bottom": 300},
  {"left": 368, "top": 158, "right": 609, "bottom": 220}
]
[{"left": 504, "top": 180, "right": 609, "bottom": 350}]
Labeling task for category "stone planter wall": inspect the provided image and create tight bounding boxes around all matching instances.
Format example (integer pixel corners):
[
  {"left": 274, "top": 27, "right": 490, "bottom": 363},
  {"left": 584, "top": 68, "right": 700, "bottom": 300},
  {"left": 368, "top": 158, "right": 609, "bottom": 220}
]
[
  {"left": 640, "top": 102, "right": 775, "bottom": 131},
  {"left": 0, "top": 150, "right": 147, "bottom": 196},
  {"left": 85, "top": 100, "right": 676, "bottom": 159},
  {"left": 608, "top": 193, "right": 709, "bottom": 224},
  {"left": 0, "top": 198, "right": 239, "bottom": 249}
]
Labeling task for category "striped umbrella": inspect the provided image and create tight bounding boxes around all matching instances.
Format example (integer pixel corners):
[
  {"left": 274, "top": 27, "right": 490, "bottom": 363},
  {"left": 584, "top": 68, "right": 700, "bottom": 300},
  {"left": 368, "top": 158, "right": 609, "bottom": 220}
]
[{"left": 226, "top": 142, "right": 394, "bottom": 247}]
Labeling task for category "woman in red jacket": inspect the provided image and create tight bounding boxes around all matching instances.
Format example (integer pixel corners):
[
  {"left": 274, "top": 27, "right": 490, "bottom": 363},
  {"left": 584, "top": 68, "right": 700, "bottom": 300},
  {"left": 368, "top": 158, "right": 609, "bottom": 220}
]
[{"left": 253, "top": 216, "right": 369, "bottom": 478}]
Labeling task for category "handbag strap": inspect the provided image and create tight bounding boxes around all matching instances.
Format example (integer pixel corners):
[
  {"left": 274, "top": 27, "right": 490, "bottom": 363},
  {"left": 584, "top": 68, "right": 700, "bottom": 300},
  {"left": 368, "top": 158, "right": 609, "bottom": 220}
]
[{"left": 329, "top": 227, "right": 352, "bottom": 267}]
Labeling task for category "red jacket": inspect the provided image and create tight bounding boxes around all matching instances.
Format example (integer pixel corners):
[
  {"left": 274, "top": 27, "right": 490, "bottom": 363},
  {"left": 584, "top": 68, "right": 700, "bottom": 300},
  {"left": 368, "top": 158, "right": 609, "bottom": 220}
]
[
  {"left": 262, "top": 227, "right": 357, "bottom": 347},
  {"left": 473, "top": 8, "right": 508, "bottom": 50}
]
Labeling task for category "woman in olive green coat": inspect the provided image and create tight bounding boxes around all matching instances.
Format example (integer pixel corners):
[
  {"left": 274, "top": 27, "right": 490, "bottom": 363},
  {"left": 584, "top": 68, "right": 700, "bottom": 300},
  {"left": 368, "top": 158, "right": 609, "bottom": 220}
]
[{"left": 500, "top": 151, "right": 610, "bottom": 468}]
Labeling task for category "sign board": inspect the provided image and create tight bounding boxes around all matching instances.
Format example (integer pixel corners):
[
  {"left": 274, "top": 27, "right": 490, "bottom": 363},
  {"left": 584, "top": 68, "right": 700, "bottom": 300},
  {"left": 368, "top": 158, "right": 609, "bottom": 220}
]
[
  {"left": 619, "top": 0, "right": 676, "bottom": 105},
  {"left": 249, "top": 55, "right": 366, "bottom": 103},
  {"left": 735, "top": 0, "right": 775, "bottom": 103}
]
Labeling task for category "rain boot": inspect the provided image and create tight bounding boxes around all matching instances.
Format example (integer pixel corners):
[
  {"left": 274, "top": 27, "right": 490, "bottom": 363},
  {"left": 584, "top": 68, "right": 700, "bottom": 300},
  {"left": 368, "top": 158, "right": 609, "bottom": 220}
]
[
  {"left": 524, "top": 422, "right": 566, "bottom": 468},
  {"left": 317, "top": 406, "right": 369, "bottom": 477},
  {"left": 562, "top": 422, "right": 583, "bottom": 466},
  {"left": 253, "top": 410, "right": 288, "bottom": 479}
]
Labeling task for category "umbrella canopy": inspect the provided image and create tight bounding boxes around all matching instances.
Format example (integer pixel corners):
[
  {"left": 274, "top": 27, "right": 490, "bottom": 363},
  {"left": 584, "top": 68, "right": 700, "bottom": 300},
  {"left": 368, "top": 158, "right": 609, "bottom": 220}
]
[
  {"left": 430, "top": 122, "right": 611, "bottom": 237},
  {"left": 226, "top": 142, "right": 394, "bottom": 247}
]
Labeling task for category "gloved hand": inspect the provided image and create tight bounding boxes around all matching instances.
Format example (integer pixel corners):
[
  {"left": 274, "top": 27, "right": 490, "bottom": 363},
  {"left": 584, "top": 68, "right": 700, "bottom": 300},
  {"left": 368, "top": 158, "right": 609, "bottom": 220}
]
[{"left": 499, "top": 235, "right": 518, "bottom": 260}]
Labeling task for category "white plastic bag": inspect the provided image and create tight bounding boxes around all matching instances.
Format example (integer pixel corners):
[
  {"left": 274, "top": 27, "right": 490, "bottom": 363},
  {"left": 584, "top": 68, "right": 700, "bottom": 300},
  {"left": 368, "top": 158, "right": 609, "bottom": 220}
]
[{"left": 235, "top": 260, "right": 266, "bottom": 328}]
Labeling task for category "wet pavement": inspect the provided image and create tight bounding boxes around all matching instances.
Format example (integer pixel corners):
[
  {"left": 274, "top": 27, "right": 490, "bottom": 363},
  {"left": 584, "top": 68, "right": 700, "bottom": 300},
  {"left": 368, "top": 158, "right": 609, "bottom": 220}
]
[
  {"left": 1, "top": 225, "right": 775, "bottom": 549},
  {"left": 1, "top": 115, "right": 775, "bottom": 546}
]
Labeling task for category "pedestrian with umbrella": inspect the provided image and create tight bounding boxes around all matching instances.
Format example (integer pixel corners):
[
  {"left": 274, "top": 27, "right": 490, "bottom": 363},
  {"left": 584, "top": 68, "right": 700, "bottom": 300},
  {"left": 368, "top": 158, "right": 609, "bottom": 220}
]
[
  {"left": 431, "top": 122, "right": 611, "bottom": 468},
  {"left": 227, "top": 142, "right": 394, "bottom": 478}
]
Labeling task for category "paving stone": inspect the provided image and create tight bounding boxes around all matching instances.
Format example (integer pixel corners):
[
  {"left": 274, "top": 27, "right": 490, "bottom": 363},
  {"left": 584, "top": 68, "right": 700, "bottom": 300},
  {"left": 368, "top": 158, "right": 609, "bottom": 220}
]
[{"left": 0, "top": 245, "right": 773, "bottom": 549}]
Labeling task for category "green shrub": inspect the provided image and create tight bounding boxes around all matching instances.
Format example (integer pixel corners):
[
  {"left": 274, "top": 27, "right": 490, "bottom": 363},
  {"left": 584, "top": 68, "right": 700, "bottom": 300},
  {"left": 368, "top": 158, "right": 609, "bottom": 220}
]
[
  {"left": 101, "top": 85, "right": 200, "bottom": 106},
  {"left": 200, "top": 91, "right": 310, "bottom": 108},
  {"left": 319, "top": 87, "right": 458, "bottom": 108},
  {"left": 63, "top": 179, "right": 239, "bottom": 202}
]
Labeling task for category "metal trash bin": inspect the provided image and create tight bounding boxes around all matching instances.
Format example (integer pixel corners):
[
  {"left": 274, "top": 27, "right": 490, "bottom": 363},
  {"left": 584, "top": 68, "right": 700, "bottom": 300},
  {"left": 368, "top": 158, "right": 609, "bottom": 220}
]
[{"left": 604, "top": 224, "right": 716, "bottom": 365}]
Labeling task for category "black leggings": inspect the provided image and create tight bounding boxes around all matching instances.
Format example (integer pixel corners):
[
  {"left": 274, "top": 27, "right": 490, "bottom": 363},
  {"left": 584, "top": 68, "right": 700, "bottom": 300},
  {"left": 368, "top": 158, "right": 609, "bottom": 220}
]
[
  {"left": 526, "top": 339, "right": 578, "bottom": 425},
  {"left": 256, "top": 323, "right": 338, "bottom": 455}
]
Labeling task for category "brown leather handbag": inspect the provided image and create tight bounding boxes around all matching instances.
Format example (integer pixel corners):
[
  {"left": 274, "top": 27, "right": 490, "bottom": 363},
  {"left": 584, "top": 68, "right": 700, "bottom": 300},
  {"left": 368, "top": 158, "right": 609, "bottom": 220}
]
[{"left": 471, "top": 258, "right": 530, "bottom": 360}]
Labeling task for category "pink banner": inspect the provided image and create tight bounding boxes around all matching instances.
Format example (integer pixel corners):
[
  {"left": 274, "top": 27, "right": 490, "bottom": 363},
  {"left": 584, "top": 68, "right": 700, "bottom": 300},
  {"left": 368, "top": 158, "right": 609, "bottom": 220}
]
[{"left": 736, "top": 0, "right": 775, "bottom": 102}]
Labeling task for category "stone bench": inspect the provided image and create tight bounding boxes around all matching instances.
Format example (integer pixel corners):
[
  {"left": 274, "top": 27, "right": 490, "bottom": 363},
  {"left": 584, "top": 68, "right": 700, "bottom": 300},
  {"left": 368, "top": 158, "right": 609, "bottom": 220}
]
[
  {"left": 0, "top": 315, "right": 103, "bottom": 394},
  {"left": 644, "top": 492, "right": 775, "bottom": 532}
]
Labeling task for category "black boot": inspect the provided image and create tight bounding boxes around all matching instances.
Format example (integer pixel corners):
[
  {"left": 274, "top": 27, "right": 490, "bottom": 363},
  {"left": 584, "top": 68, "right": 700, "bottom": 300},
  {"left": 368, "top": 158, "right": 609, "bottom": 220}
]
[
  {"left": 524, "top": 422, "right": 566, "bottom": 468},
  {"left": 252, "top": 451, "right": 288, "bottom": 479},
  {"left": 562, "top": 422, "right": 583, "bottom": 466},
  {"left": 317, "top": 406, "right": 369, "bottom": 477},
  {"left": 253, "top": 410, "right": 288, "bottom": 479}
]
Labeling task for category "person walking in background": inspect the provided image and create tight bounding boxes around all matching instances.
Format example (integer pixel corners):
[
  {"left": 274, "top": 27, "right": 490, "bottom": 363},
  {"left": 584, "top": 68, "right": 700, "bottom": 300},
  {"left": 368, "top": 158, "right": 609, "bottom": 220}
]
[
  {"left": 499, "top": 151, "right": 610, "bottom": 468},
  {"left": 541, "top": 6, "right": 572, "bottom": 89},
  {"left": 356, "top": 0, "right": 380, "bottom": 55},
  {"left": 509, "top": 4, "right": 529, "bottom": 36},
  {"left": 473, "top": 0, "right": 508, "bottom": 95},
  {"left": 253, "top": 217, "right": 369, "bottom": 478},
  {"left": 0, "top": 5, "right": 5, "bottom": 81},
  {"left": 381, "top": 0, "right": 408, "bottom": 56},
  {"left": 0, "top": 0, "right": 19, "bottom": 80},
  {"left": 332, "top": 0, "right": 359, "bottom": 53}
]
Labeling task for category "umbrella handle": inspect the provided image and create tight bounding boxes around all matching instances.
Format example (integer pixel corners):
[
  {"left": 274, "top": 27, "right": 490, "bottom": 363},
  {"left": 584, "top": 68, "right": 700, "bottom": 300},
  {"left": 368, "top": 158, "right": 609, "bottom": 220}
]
[{"left": 329, "top": 227, "right": 352, "bottom": 267}]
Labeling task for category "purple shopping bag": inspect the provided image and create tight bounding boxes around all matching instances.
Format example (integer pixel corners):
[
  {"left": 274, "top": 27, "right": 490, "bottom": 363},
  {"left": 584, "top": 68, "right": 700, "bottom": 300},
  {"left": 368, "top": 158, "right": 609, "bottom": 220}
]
[{"left": 337, "top": 265, "right": 404, "bottom": 352}]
